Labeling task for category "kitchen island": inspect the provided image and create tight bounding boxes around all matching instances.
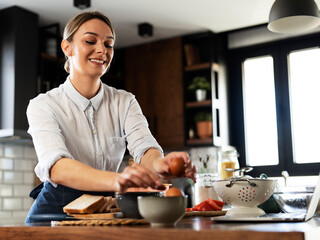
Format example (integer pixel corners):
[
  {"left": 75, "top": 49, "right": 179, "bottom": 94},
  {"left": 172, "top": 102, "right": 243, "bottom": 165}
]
[{"left": 1, "top": 216, "right": 320, "bottom": 240}]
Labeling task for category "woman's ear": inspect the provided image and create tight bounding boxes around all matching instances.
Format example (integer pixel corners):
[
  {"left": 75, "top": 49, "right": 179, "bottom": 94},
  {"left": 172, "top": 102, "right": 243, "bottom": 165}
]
[{"left": 61, "top": 39, "right": 72, "bottom": 57}]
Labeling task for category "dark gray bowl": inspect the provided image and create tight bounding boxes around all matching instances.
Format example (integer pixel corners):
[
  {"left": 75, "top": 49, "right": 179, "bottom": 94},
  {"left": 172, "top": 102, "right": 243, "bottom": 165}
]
[{"left": 115, "top": 191, "right": 162, "bottom": 219}]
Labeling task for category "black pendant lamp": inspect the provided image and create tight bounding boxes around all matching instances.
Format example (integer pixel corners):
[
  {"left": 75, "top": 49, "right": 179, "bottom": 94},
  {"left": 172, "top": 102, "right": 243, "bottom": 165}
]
[{"left": 268, "top": 0, "right": 320, "bottom": 33}]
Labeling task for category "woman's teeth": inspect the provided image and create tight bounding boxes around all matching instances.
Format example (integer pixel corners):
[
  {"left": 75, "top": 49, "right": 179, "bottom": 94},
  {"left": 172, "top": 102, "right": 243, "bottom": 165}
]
[{"left": 90, "top": 59, "right": 105, "bottom": 64}]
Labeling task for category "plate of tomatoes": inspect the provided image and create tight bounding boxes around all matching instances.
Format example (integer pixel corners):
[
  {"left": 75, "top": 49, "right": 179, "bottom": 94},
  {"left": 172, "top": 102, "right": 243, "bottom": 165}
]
[{"left": 184, "top": 199, "right": 227, "bottom": 217}]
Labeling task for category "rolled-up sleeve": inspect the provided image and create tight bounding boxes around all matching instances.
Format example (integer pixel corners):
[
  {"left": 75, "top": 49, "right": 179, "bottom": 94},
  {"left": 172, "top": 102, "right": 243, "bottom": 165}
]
[
  {"left": 124, "top": 96, "right": 163, "bottom": 163},
  {"left": 27, "top": 98, "right": 73, "bottom": 185}
]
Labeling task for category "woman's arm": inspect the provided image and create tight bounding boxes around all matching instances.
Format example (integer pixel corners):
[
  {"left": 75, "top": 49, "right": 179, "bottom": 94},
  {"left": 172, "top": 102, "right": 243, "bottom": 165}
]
[
  {"left": 50, "top": 158, "right": 117, "bottom": 191},
  {"left": 50, "top": 157, "right": 164, "bottom": 193}
]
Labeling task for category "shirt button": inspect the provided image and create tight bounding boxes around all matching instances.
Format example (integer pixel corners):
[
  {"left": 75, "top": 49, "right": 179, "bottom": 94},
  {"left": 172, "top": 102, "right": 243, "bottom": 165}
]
[
  {"left": 98, "top": 153, "right": 102, "bottom": 157},
  {"left": 93, "top": 130, "right": 96, "bottom": 134}
]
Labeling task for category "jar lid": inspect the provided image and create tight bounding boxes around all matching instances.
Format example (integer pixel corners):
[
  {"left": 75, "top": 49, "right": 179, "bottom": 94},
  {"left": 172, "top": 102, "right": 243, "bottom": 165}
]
[{"left": 221, "top": 149, "right": 239, "bottom": 158}]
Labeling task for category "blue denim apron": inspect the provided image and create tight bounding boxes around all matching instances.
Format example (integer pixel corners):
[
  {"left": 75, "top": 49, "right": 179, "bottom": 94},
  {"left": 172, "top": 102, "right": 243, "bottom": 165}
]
[{"left": 25, "top": 182, "right": 113, "bottom": 223}]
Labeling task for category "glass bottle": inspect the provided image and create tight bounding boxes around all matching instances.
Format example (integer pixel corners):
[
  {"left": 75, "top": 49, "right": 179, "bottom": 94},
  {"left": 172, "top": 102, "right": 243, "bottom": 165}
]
[
  {"left": 194, "top": 173, "right": 220, "bottom": 205},
  {"left": 220, "top": 149, "right": 240, "bottom": 180}
]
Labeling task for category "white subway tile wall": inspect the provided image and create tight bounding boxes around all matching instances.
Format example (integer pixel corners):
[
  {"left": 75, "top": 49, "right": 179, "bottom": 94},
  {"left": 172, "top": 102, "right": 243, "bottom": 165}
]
[
  {"left": 0, "top": 145, "right": 3, "bottom": 157},
  {"left": 4, "top": 144, "right": 24, "bottom": 158},
  {"left": 0, "top": 143, "right": 37, "bottom": 225}
]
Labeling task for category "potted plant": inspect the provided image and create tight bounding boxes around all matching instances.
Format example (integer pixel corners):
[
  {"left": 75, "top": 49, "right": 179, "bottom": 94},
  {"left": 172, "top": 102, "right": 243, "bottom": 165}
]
[
  {"left": 194, "top": 112, "right": 212, "bottom": 139},
  {"left": 188, "top": 76, "right": 211, "bottom": 101}
]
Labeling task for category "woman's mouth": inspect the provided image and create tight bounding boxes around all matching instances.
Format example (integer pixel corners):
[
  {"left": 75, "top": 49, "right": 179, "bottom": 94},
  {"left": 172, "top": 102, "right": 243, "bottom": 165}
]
[{"left": 89, "top": 58, "right": 106, "bottom": 64}]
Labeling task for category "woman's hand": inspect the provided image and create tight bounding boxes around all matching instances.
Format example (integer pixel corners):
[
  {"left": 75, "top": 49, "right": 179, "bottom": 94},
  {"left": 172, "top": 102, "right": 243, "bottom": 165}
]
[
  {"left": 114, "top": 163, "right": 165, "bottom": 193},
  {"left": 153, "top": 152, "right": 196, "bottom": 182}
]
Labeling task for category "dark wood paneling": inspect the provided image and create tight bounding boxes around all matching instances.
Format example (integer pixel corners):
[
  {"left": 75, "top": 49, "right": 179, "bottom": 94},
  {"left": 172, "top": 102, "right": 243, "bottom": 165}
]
[{"left": 125, "top": 38, "right": 184, "bottom": 149}]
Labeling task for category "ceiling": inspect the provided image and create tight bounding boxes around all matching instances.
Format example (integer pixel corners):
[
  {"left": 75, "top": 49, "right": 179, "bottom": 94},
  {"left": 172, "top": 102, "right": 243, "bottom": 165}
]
[{"left": 1, "top": 0, "right": 320, "bottom": 48}]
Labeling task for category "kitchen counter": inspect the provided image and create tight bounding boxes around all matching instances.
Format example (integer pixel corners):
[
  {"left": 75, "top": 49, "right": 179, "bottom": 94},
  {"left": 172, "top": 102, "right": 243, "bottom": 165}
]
[{"left": 1, "top": 216, "right": 320, "bottom": 240}]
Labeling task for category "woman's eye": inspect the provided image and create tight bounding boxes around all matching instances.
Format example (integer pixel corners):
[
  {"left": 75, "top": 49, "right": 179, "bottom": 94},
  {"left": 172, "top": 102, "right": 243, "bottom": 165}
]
[
  {"left": 85, "top": 41, "right": 95, "bottom": 45},
  {"left": 104, "top": 44, "right": 113, "bottom": 49}
]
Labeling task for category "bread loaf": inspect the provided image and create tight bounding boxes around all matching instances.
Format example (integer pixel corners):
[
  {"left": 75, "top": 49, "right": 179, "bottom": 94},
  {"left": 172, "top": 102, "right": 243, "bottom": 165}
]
[{"left": 63, "top": 194, "right": 105, "bottom": 214}]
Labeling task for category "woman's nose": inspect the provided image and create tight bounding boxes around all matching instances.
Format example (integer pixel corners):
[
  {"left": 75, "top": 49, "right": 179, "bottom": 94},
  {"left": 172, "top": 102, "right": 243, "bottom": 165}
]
[{"left": 96, "top": 42, "right": 106, "bottom": 54}]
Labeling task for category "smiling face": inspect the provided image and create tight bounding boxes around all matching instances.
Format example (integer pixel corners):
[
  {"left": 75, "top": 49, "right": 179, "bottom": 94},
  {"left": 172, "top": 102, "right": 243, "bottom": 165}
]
[{"left": 63, "top": 18, "right": 115, "bottom": 80}]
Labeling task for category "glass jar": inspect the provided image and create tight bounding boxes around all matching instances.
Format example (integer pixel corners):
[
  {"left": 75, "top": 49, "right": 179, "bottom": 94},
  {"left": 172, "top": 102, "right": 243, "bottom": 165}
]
[
  {"left": 194, "top": 173, "right": 220, "bottom": 205},
  {"left": 220, "top": 149, "right": 240, "bottom": 180}
]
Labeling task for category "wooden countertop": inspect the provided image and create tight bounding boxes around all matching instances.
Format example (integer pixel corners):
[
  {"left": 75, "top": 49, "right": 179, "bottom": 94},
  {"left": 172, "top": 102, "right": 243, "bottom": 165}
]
[{"left": 1, "top": 217, "right": 320, "bottom": 240}]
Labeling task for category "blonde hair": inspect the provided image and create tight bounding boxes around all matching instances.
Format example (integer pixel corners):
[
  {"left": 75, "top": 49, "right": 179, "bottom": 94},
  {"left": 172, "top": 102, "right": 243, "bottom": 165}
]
[{"left": 62, "top": 11, "right": 115, "bottom": 73}]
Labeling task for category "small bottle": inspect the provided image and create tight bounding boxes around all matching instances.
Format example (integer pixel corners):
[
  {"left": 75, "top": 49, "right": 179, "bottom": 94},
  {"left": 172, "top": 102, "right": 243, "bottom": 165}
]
[{"left": 220, "top": 149, "right": 239, "bottom": 180}]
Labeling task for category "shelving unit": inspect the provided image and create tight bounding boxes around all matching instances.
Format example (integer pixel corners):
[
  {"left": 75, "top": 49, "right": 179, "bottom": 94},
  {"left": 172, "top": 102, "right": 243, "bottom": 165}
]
[
  {"left": 38, "top": 24, "right": 67, "bottom": 93},
  {"left": 182, "top": 32, "right": 223, "bottom": 147},
  {"left": 186, "top": 99, "right": 211, "bottom": 108}
]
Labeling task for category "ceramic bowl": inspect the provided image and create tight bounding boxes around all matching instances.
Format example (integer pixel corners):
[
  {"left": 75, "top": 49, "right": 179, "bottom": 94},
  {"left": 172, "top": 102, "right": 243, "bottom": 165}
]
[
  {"left": 137, "top": 196, "right": 187, "bottom": 227},
  {"left": 115, "top": 191, "right": 162, "bottom": 219},
  {"left": 213, "top": 178, "right": 277, "bottom": 216}
]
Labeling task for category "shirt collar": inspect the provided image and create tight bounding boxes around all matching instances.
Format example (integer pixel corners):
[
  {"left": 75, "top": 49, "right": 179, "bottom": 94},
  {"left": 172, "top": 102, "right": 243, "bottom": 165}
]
[
  {"left": 91, "top": 83, "right": 104, "bottom": 110},
  {"left": 64, "top": 77, "right": 104, "bottom": 111}
]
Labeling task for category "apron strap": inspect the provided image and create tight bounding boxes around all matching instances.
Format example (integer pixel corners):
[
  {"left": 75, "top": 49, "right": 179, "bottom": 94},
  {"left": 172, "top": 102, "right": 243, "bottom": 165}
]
[{"left": 29, "top": 182, "right": 44, "bottom": 199}]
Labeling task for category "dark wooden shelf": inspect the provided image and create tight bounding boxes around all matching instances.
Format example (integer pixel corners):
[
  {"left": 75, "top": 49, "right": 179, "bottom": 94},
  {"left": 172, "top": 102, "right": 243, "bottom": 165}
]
[
  {"left": 186, "top": 100, "right": 212, "bottom": 108},
  {"left": 184, "top": 62, "right": 219, "bottom": 72},
  {"left": 186, "top": 138, "right": 213, "bottom": 146},
  {"left": 185, "top": 62, "right": 210, "bottom": 71}
]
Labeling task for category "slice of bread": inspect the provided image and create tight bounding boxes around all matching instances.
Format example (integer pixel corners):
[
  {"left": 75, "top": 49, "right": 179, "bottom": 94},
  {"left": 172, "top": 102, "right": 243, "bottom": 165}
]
[
  {"left": 97, "top": 196, "right": 112, "bottom": 213},
  {"left": 63, "top": 194, "right": 105, "bottom": 214}
]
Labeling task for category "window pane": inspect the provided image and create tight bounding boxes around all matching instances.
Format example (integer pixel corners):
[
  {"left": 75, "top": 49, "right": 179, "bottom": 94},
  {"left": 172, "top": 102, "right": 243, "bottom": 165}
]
[
  {"left": 288, "top": 48, "right": 320, "bottom": 164},
  {"left": 243, "top": 56, "right": 279, "bottom": 166}
]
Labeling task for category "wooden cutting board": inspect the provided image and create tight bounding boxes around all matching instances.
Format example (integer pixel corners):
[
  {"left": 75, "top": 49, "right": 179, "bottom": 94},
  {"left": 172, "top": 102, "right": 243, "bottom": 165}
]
[
  {"left": 54, "top": 218, "right": 149, "bottom": 226},
  {"left": 184, "top": 210, "right": 227, "bottom": 217},
  {"left": 71, "top": 212, "right": 124, "bottom": 219}
]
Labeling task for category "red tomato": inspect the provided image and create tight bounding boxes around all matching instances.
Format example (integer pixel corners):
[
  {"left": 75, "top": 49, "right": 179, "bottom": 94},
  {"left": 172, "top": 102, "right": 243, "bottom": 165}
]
[
  {"left": 206, "top": 199, "right": 223, "bottom": 211},
  {"left": 193, "top": 200, "right": 214, "bottom": 211},
  {"left": 185, "top": 208, "right": 194, "bottom": 211},
  {"left": 212, "top": 199, "right": 224, "bottom": 208}
]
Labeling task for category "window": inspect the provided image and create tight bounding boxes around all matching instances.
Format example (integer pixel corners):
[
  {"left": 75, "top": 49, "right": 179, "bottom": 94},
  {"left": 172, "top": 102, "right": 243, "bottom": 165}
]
[
  {"left": 288, "top": 48, "right": 320, "bottom": 164},
  {"left": 228, "top": 34, "right": 320, "bottom": 176},
  {"left": 242, "top": 56, "right": 279, "bottom": 166}
]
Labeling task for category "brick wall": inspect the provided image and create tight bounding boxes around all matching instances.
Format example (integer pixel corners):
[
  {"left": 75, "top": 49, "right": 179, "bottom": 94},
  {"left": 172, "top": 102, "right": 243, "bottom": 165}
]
[{"left": 0, "top": 143, "right": 37, "bottom": 225}]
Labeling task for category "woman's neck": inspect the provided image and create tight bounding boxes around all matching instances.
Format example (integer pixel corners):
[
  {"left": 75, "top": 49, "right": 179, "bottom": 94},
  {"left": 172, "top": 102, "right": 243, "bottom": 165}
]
[{"left": 69, "top": 73, "right": 101, "bottom": 99}]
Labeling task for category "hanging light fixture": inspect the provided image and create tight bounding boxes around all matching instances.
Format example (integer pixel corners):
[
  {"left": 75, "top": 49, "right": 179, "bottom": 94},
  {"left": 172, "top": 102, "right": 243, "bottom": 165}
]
[
  {"left": 268, "top": 0, "right": 320, "bottom": 33},
  {"left": 74, "top": 0, "right": 91, "bottom": 10},
  {"left": 138, "top": 23, "right": 153, "bottom": 38}
]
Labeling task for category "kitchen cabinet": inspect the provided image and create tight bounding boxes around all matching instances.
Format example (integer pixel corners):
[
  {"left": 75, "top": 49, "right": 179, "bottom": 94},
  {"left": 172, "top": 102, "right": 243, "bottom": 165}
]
[
  {"left": 124, "top": 38, "right": 184, "bottom": 149},
  {"left": 0, "top": 6, "right": 38, "bottom": 138},
  {"left": 182, "top": 32, "right": 227, "bottom": 147}
]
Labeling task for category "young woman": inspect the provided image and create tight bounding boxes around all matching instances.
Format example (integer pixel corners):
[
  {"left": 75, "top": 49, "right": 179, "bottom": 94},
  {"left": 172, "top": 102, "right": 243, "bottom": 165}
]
[{"left": 25, "top": 11, "right": 195, "bottom": 223}]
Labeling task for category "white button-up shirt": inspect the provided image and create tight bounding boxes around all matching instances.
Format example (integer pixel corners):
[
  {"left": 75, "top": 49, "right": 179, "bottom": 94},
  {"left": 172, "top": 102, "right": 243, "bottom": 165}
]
[{"left": 27, "top": 78, "right": 163, "bottom": 185}]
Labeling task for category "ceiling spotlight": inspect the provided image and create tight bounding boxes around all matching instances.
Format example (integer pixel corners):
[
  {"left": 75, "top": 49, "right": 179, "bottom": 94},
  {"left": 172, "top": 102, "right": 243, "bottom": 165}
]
[
  {"left": 138, "top": 23, "right": 153, "bottom": 38},
  {"left": 74, "top": 0, "right": 91, "bottom": 10},
  {"left": 268, "top": 0, "right": 320, "bottom": 33}
]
